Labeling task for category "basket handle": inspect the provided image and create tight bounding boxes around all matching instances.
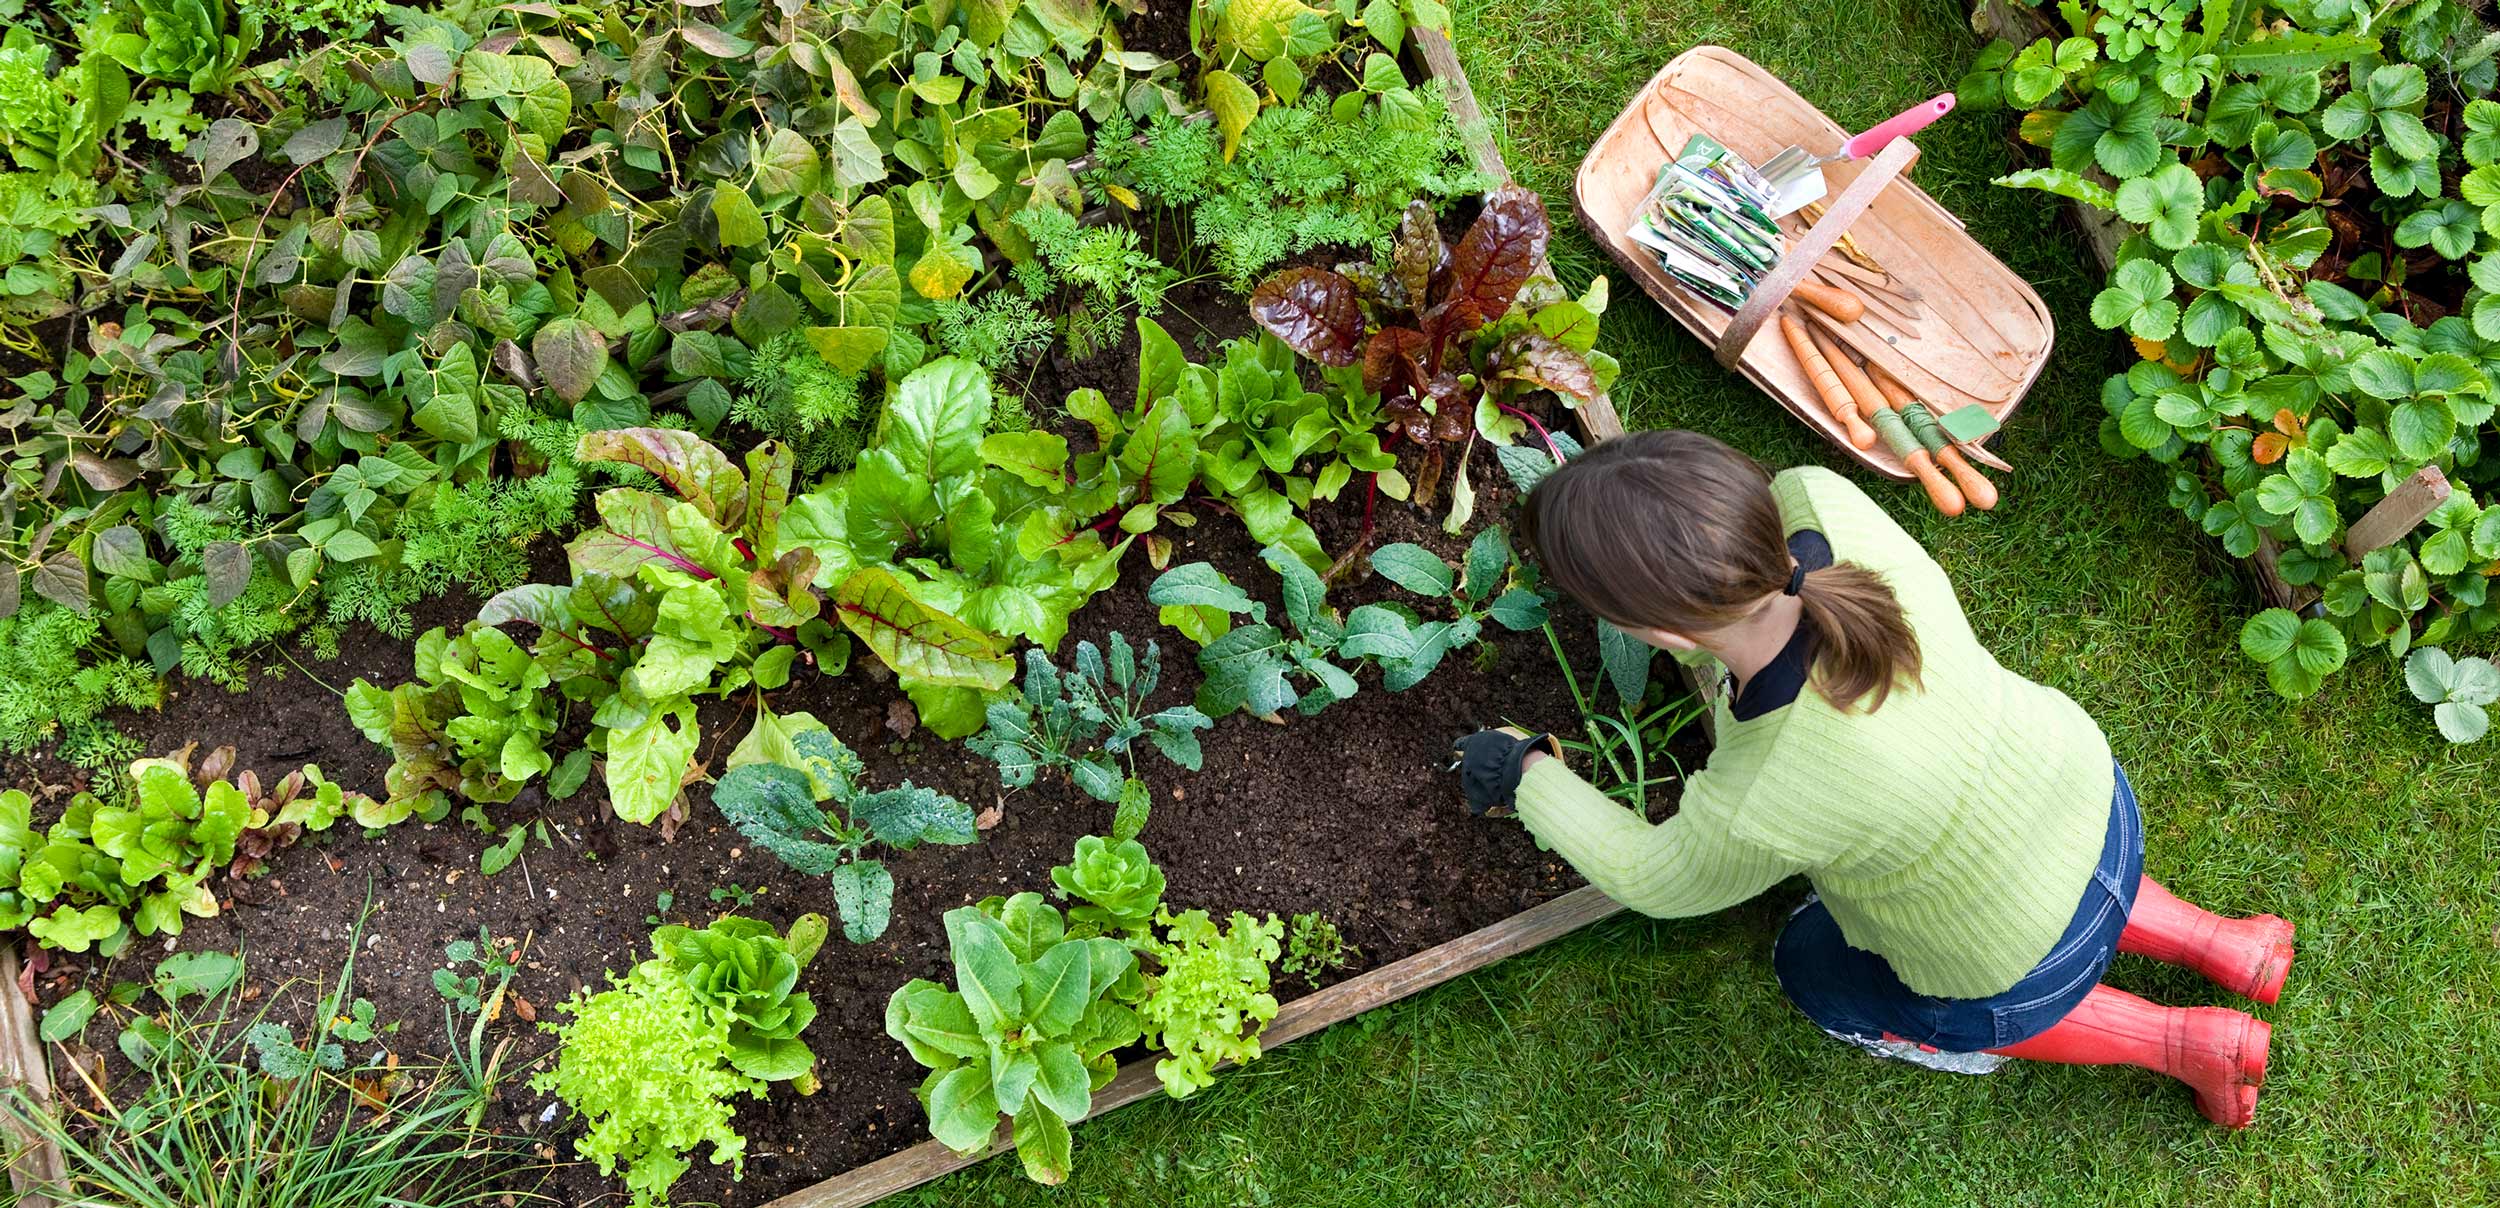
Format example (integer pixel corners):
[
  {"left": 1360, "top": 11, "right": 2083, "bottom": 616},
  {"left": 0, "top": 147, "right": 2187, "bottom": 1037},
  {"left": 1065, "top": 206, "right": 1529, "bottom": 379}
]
[{"left": 1713, "top": 139, "right": 1918, "bottom": 369}]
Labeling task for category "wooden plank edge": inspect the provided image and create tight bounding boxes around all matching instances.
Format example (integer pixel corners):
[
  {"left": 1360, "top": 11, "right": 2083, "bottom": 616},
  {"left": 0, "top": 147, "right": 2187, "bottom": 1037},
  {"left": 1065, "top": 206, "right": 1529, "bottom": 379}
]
[
  {"left": 2346, "top": 465, "right": 2451, "bottom": 559},
  {"left": 761, "top": 886, "right": 1627, "bottom": 1208},
  {"left": 1408, "top": 28, "right": 1626, "bottom": 447},
  {"left": 1414, "top": 28, "right": 1511, "bottom": 187},
  {"left": 1, "top": 950, "right": 64, "bottom": 1208}
]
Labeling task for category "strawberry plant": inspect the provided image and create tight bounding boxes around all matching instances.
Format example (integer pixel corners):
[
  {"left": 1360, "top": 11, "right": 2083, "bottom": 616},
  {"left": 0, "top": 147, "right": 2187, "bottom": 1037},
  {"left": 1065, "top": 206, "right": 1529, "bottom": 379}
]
[
  {"left": 967, "top": 634, "right": 1212, "bottom": 839},
  {"left": 710, "top": 710, "right": 978, "bottom": 943},
  {"left": 2404, "top": 644, "right": 2500, "bottom": 741},
  {"left": 1968, "top": 0, "right": 2500, "bottom": 707}
]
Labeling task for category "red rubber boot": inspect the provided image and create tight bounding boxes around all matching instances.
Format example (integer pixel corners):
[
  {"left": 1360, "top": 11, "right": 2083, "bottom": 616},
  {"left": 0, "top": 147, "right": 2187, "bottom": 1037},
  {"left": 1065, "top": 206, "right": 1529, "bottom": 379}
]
[
  {"left": 1986, "top": 984, "right": 2271, "bottom": 1129},
  {"left": 2121, "top": 878, "right": 2296, "bottom": 1005}
]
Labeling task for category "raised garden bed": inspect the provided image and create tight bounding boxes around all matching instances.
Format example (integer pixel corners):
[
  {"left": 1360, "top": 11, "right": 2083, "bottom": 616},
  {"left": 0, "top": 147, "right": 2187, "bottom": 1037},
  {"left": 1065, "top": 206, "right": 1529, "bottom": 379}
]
[
  {"left": 1964, "top": 0, "right": 2459, "bottom": 616},
  {"left": 5, "top": 26, "right": 1691, "bottom": 1208}
]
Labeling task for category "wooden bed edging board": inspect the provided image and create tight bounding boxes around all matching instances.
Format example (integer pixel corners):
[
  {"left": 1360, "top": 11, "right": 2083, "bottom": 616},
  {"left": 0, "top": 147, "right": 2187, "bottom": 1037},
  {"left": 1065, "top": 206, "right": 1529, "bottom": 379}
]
[
  {"left": 2, "top": 949, "right": 64, "bottom": 1208},
  {"left": 760, "top": 885, "right": 1626, "bottom": 1208},
  {"left": 1966, "top": 0, "right": 2451, "bottom": 611},
  {"left": 760, "top": 29, "right": 1652, "bottom": 1208}
]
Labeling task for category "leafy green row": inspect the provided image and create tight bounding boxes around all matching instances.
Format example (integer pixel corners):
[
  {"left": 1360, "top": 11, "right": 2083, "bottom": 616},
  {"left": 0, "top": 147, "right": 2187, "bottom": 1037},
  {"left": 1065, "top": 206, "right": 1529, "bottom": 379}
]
[{"left": 3, "top": 753, "right": 380, "bottom": 954}]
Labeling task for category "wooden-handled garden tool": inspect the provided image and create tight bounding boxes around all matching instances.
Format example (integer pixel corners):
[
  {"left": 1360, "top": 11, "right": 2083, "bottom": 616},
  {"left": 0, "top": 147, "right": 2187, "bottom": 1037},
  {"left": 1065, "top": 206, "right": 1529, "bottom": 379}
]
[
  {"left": 1806, "top": 325, "right": 1962, "bottom": 516},
  {"left": 1781, "top": 312, "right": 1877, "bottom": 451},
  {"left": 1865, "top": 362, "right": 1998, "bottom": 510}
]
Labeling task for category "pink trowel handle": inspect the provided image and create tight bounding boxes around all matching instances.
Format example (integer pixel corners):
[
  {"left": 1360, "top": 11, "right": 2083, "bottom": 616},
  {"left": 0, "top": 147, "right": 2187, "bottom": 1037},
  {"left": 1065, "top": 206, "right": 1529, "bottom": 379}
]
[{"left": 1838, "top": 94, "right": 1957, "bottom": 161}]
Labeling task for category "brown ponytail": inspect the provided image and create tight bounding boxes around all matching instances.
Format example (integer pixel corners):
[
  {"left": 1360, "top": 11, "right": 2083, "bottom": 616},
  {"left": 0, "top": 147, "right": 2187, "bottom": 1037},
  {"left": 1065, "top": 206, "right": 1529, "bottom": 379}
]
[{"left": 1520, "top": 430, "right": 1921, "bottom": 713}]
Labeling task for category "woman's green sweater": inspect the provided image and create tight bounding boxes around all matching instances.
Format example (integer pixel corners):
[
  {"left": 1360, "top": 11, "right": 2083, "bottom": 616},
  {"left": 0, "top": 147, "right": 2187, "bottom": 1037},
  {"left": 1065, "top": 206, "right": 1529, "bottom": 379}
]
[{"left": 1515, "top": 467, "right": 2114, "bottom": 999}]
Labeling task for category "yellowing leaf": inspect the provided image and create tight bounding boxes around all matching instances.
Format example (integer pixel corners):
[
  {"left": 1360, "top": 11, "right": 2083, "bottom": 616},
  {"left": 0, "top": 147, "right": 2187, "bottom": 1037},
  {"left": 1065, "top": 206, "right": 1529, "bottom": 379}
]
[{"left": 1204, "top": 70, "right": 1261, "bottom": 162}]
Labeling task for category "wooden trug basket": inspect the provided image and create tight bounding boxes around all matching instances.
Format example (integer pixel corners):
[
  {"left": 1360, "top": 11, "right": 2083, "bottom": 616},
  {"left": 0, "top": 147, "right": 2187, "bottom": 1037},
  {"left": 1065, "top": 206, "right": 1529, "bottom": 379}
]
[{"left": 1573, "top": 45, "right": 2053, "bottom": 479}]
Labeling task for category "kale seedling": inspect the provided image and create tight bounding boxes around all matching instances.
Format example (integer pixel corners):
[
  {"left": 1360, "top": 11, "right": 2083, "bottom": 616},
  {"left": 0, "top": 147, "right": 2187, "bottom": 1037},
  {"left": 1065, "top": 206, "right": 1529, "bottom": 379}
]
[
  {"left": 711, "top": 709, "right": 978, "bottom": 943},
  {"left": 1342, "top": 528, "right": 1549, "bottom": 689},
  {"left": 967, "top": 633, "right": 1211, "bottom": 840},
  {"left": 709, "top": 884, "right": 762, "bottom": 908},
  {"left": 1148, "top": 543, "right": 1365, "bottom": 719},
  {"left": 433, "top": 925, "right": 520, "bottom": 1016}
]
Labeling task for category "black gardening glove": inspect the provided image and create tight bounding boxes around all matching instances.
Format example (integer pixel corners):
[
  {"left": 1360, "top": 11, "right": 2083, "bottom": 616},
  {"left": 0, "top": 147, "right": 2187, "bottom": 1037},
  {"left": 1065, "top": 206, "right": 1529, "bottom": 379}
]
[{"left": 1450, "top": 728, "right": 1559, "bottom": 818}]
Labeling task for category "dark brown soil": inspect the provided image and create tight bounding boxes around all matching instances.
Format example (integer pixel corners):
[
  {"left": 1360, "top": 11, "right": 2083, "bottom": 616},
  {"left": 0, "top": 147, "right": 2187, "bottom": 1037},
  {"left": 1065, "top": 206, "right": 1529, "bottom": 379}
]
[{"left": 18, "top": 294, "right": 1696, "bottom": 1208}]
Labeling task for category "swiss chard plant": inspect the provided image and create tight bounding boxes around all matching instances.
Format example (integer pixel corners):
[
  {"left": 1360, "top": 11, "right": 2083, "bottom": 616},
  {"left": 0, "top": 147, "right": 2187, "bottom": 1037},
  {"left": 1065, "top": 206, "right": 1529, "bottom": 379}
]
[
  {"left": 884, "top": 894, "right": 1145, "bottom": 1185},
  {"left": 1148, "top": 544, "right": 1365, "bottom": 717},
  {"left": 1967, "top": 0, "right": 2500, "bottom": 705},
  {"left": 967, "top": 633, "right": 1212, "bottom": 840},
  {"left": 1250, "top": 191, "right": 1617, "bottom": 522},
  {"left": 344, "top": 622, "right": 559, "bottom": 822},
  {"left": 710, "top": 709, "right": 979, "bottom": 943},
  {"left": 782, "top": 357, "right": 1126, "bottom": 737},
  {"left": 1341, "top": 528, "right": 1548, "bottom": 689},
  {"left": 356, "top": 429, "right": 839, "bottom": 826}
]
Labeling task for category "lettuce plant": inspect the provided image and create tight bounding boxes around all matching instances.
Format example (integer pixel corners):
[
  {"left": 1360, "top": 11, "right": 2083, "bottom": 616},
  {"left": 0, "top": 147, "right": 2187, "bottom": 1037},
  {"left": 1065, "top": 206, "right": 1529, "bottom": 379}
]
[
  {"left": 967, "top": 633, "right": 1211, "bottom": 839},
  {"left": 1148, "top": 545, "right": 1363, "bottom": 718},
  {"left": 1049, "top": 835, "right": 1166, "bottom": 935},
  {"left": 534, "top": 961, "right": 763, "bottom": 1208},
  {"left": 1342, "top": 528, "right": 1550, "bottom": 689},
  {"left": 884, "top": 895, "right": 1144, "bottom": 1185},
  {"left": 100, "top": 0, "right": 259, "bottom": 93},
  {"left": 652, "top": 914, "right": 829, "bottom": 1086},
  {"left": 710, "top": 710, "right": 978, "bottom": 943},
  {"left": 1199, "top": 330, "right": 1399, "bottom": 512},
  {"left": 3, "top": 755, "right": 379, "bottom": 954},
  {"left": 1133, "top": 908, "right": 1284, "bottom": 1100}
]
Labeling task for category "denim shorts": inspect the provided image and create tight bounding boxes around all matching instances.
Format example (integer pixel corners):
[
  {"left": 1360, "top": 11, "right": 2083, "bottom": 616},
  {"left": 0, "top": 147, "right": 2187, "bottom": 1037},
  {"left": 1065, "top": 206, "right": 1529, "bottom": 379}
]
[{"left": 1772, "top": 762, "right": 2145, "bottom": 1052}]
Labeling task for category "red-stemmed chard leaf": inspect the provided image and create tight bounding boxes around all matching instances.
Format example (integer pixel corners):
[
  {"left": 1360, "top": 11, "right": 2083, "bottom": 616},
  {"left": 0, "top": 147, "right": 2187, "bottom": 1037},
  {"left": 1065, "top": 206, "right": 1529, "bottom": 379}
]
[
  {"left": 574, "top": 427, "right": 750, "bottom": 530},
  {"left": 1250, "top": 267, "right": 1365, "bottom": 366},
  {"left": 1361, "top": 327, "right": 1432, "bottom": 404},
  {"left": 1490, "top": 330, "right": 1599, "bottom": 400},
  {"left": 1437, "top": 185, "right": 1550, "bottom": 337}
]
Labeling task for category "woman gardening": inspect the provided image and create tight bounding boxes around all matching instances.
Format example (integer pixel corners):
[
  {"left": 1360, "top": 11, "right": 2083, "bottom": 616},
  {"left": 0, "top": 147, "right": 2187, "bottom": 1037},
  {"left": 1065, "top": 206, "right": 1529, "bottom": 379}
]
[{"left": 1454, "top": 430, "right": 2295, "bottom": 1127}]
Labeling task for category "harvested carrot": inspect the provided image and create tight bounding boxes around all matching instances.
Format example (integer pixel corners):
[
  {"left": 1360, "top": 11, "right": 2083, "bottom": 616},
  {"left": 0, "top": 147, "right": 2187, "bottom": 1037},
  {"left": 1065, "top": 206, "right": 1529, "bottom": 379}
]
[{"left": 1781, "top": 312, "right": 1875, "bottom": 450}]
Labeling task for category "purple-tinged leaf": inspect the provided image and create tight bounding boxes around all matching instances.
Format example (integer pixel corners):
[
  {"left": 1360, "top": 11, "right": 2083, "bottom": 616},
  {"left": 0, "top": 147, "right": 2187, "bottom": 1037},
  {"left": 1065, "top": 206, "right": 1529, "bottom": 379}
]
[{"left": 1250, "top": 267, "right": 1364, "bottom": 366}]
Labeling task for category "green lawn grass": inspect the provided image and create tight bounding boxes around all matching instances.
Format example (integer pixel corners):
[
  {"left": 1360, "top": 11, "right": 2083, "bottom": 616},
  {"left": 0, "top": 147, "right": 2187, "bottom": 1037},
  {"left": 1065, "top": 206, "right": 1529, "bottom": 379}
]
[{"left": 886, "top": 2, "right": 2500, "bottom": 1203}]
